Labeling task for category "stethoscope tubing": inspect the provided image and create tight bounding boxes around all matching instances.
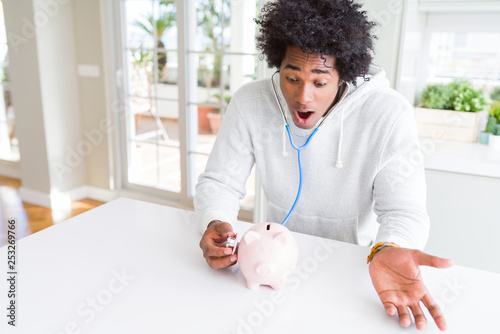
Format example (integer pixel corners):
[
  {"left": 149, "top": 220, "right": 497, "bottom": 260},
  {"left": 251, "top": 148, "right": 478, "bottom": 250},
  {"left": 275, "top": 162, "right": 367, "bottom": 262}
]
[
  {"left": 270, "top": 70, "right": 349, "bottom": 226},
  {"left": 281, "top": 125, "right": 318, "bottom": 226}
]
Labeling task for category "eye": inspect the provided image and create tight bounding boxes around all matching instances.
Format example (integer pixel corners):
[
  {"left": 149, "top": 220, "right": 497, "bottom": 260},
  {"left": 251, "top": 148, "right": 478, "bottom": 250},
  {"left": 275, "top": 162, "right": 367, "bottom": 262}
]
[
  {"left": 286, "top": 76, "right": 298, "bottom": 83},
  {"left": 314, "top": 82, "right": 326, "bottom": 87}
]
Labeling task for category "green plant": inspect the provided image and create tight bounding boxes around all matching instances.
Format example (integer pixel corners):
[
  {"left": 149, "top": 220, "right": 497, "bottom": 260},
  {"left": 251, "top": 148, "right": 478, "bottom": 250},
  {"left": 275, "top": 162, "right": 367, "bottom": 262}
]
[
  {"left": 421, "top": 84, "right": 450, "bottom": 109},
  {"left": 446, "top": 80, "right": 486, "bottom": 112},
  {"left": 197, "top": 0, "right": 231, "bottom": 90},
  {"left": 485, "top": 117, "right": 498, "bottom": 133},
  {"left": 492, "top": 125, "right": 500, "bottom": 136},
  {"left": 130, "top": 46, "right": 153, "bottom": 70},
  {"left": 134, "top": 1, "right": 176, "bottom": 82},
  {"left": 490, "top": 101, "right": 500, "bottom": 122},
  {"left": 208, "top": 92, "right": 232, "bottom": 114},
  {"left": 213, "top": 92, "right": 232, "bottom": 105},
  {"left": 490, "top": 87, "right": 500, "bottom": 101}
]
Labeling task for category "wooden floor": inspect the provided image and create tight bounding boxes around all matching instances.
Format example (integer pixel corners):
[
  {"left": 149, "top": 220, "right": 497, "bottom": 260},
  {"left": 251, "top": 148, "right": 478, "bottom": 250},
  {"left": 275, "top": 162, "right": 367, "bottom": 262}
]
[{"left": 0, "top": 175, "right": 105, "bottom": 235}]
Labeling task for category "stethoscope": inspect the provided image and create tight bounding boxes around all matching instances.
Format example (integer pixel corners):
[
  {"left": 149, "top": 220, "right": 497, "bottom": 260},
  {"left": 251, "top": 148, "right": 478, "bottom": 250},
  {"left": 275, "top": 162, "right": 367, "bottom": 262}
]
[
  {"left": 225, "top": 72, "right": 350, "bottom": 251},
  {"left": 270, "top": 71, "right": 350, "bottom": 226}
]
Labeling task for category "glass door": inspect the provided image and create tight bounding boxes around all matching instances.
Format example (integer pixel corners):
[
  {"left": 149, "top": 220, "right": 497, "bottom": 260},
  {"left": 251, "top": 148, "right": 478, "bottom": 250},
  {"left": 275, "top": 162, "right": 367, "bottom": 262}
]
[{"left": 117, "top": 0, "right": 262, "bottom": 214}]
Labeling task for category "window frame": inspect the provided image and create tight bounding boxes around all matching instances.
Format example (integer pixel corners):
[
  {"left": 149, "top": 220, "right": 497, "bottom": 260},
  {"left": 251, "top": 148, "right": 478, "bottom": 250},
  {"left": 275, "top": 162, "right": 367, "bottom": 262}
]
[{"left": 113, "top": 0, "right": 266, "bottom": 221}]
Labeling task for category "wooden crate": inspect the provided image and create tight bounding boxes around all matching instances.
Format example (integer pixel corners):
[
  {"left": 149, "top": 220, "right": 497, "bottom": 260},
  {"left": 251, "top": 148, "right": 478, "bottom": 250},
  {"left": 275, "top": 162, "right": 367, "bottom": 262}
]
[{"left": 414, "top": 107, "right": 487, "bottom": 143}]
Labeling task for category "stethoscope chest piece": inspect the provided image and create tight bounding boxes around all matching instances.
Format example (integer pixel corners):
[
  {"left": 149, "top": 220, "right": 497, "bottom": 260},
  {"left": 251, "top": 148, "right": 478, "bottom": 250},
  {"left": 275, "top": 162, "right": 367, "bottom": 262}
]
[{"left": 225, "top": 234, "right": 238, "bottom": 255}]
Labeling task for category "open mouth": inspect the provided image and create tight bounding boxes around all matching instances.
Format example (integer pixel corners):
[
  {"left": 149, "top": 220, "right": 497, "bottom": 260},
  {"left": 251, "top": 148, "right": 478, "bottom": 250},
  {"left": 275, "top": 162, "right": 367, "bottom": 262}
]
[{"left": 295, "top": 110, "right": 314, "bottom": 122}]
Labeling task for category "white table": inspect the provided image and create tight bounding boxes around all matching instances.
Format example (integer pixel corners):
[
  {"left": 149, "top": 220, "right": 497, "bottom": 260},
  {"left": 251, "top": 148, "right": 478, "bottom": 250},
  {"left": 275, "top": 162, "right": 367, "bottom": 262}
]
[{"left": 1, "top": 198, "right": 499, "bottom": 333}]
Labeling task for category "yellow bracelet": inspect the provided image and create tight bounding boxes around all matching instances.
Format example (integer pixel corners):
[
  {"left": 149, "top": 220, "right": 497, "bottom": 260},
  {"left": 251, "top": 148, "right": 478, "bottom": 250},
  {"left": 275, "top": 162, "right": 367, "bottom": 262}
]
[{"left": 367, "top": 242, "right": 399, "bottom": 264}]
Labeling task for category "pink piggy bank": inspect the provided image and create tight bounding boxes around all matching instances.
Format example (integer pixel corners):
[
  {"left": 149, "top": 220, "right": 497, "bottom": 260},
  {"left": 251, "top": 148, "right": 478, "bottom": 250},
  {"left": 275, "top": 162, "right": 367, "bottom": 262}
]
[{"left": 238, "top": 222, "right": 298, "bottom": 290}]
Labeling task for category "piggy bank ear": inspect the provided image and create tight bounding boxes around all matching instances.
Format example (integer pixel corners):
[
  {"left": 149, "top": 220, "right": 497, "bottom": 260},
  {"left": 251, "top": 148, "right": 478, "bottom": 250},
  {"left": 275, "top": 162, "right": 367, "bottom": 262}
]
[
  {"left": 274, "top": 232, "right": 289, "bottom": 245},
  {"left": 243, "top": 231, "right": 261, "bottom": 245}
]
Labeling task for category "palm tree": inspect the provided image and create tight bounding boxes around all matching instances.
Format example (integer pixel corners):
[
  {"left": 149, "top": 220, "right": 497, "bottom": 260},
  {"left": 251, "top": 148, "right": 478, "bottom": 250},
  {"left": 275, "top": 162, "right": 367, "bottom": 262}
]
[{"left": 134, "top": 1, "right": 176, "bottom": 82}]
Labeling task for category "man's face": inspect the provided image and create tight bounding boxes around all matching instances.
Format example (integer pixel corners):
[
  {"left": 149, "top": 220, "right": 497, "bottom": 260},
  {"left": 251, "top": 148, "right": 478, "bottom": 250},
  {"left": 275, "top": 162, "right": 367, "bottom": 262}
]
[{"left": 279, "top": 46, "right": 341, "bottom": 129}]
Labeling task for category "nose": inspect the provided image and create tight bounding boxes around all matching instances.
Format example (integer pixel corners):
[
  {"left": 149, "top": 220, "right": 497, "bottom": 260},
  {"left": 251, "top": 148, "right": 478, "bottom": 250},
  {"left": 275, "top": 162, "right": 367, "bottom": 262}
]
[{"left": 295, "top": 83, "right": 314, "bottom": 105}]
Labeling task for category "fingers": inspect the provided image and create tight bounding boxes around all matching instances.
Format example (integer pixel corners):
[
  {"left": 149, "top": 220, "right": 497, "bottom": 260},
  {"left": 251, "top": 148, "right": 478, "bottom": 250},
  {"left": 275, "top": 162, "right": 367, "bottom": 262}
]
[
  {"left": 200, "top": 222, "right": 237, "bottom": 269},
  {"left": 409, "top": 303, "right": 427, "bottom": 330},
  {"left": 383, "top": 303, "right": 397, "bottom": 317},
  {"left": 202, "top": 244, "right": 238, "bottom": 269},
  {"left": 206, "top": 245, "right": 233, "bottom": 258},
  {"left": 397, "top": 305, "right": 412, "bottom": 328},
  {"left": 383, "top": 299, "right": 432, "bottom": 331},
  {"left": 414, "top": 251, "right": 454, "bottom": 269},
  {"left": 389, "top": 298, "right": 445, "bottom": 331},
  {"left": 207, "top": 254, "right": 238, "bottom": 269},
  {"left": 423, "top": 294, "right": 447, "bottom": 331}
]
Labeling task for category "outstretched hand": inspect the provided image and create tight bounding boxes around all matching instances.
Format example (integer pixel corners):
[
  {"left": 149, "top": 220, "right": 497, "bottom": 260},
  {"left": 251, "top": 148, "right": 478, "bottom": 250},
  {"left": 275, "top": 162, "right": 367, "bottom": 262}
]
[
  {"left": 199, "top": 220, "right": 238, "bottom": 269},
  {"left": 369, "top": 247, "right": 453, "bottom": 331}
]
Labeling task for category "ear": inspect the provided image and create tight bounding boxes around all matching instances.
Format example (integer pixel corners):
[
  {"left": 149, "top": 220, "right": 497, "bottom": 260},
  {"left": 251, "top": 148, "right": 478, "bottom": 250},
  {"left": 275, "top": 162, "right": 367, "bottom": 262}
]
[
  {"left": 273, "top": 231, "right": 289, "bottom": 245},
  {"left": 243, "top": 231, "right": 261, "bottom": 245}
]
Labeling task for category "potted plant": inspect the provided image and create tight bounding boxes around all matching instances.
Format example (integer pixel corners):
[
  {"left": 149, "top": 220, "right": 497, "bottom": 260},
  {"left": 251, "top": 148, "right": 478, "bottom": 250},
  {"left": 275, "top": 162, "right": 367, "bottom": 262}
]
[
  {"left": 489, "top": 125, "right": 500, "bottom": 149},
  {"left": 415, "top": 80, "right": 488, "bottom": 142},
  {"left": 480, "top": 102, "right": 500, "bottom": 144},
  {"left": 196, "top": 0, "right": 231, "bottom": 134},
  {"left": 490, "top": 86, "right": 500, "bottom": 102}
]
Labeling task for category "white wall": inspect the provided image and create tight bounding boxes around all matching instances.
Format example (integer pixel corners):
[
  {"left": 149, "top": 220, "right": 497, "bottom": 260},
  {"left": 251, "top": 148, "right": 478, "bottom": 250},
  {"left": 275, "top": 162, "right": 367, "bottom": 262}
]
[
  {"left": 360, "top": 0, "right": 406, "bottom": 88},
  {"left": 2, "top": 0, "right": 95, "bottom": 206},
  {"left": 34, "top": 0, "right": 86, "bottom": 193},
  {"left": 73, "top": 0, "right": 113, "bottom": 190},
  {"left": 3, "top": 0, "right": 52, "bottom": 197}
]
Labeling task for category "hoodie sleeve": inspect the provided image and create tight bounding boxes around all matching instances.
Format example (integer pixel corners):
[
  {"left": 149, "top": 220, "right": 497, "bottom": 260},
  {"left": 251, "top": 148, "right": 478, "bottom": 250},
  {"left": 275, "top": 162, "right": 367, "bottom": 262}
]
[
  {"left": 194, "top": 93, "right": 255, "bottom": 234},
  {"left": 372, "top": 106, "right": 430, "bottom": 250}
]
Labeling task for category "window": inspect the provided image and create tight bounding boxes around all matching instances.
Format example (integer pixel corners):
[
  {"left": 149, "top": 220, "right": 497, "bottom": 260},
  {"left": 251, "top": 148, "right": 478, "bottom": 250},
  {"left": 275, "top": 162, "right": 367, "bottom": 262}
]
[
  {"left": 424, "top": 14, "right": 500, "bottom": 89},
  {"left": 117, "top": 0, "right": 262, "bottom": 213},
  {"left": 0, "top": 1, "right": 19, "bottom": 162},
  {"left": 397, "top": 5, "right": 500, "bottom": 105}
]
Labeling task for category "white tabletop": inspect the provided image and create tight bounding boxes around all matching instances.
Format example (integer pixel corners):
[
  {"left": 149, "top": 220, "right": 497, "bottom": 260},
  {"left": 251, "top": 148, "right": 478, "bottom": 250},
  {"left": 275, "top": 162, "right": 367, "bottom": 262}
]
[{"left": 1, "top": 198, "right": 499, "bottom": 333}]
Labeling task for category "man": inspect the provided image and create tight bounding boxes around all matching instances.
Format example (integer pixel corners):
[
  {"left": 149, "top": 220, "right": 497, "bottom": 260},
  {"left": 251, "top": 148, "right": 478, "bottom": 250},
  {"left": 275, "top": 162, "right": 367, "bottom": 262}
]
[{"left": 195, "top": 0, "right": 453, "bottom": 331}]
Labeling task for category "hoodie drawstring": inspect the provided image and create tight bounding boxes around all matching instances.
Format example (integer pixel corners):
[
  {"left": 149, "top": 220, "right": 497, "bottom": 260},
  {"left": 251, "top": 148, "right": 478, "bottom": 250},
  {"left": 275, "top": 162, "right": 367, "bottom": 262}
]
[
  {"left": 335, "top": 107, "right": 344, "bottom": 168},
  {"left": 282, "top": 125, "right": 288, "bottom": 157}
]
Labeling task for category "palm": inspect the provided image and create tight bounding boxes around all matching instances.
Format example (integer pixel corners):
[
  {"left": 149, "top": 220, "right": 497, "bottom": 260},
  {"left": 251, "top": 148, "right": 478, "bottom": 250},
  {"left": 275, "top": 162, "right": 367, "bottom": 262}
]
[
  {"left": 369, "top": 247, "right": 452, "bottom": 331},
  {"left": 371, "top": 250, "right": 426, "bottom": 304}
]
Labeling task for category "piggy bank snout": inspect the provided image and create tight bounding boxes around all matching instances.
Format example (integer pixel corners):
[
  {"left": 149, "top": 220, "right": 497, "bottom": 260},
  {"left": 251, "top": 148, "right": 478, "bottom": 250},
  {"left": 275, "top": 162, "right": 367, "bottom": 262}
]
[{"left": 256, "top": 263, "right": 274, "bottom": 276}]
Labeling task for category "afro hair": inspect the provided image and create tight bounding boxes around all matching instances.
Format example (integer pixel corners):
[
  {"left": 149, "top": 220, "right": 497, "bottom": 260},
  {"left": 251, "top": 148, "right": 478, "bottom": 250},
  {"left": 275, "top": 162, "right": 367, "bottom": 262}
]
[{"left": 255, "top": 0, "right": 376, "bottom": 85}]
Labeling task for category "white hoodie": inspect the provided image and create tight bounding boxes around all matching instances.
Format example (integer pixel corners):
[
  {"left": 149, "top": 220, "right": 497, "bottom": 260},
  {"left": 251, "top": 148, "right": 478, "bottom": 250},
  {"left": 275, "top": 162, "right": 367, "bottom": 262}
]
[{"left": 194, "top": 66, "right": 429, "bottom": 249}]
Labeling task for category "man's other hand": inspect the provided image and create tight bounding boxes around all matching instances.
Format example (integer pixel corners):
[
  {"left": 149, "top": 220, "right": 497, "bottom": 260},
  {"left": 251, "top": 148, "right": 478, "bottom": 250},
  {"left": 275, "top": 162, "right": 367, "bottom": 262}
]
[{"left": 369, "top": 247, "right": 453, "bottom": 331}]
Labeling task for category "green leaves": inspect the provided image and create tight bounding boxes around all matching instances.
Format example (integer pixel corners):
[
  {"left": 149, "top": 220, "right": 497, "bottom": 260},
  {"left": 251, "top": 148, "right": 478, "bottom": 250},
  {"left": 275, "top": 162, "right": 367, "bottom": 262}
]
[
  {"left": 421, "top": 84, "right": 450, "bottom": 109},
  {"left": 490, "top": 87, "right": 500, "bottom": 102},
  {"left": 421, "top": 80, "right": 486, "bottom": 113},
  {"left": 447, "top": 80, "right": 486, "bottom": 113},
  {"left": 490, "top": 101, "right": 500, "bottom": 121},
  {"left": 485, "top": 117, "right": 498, "bottom": 133},
  {"left": 492, "top": 124, "right": 500, "bottom": 136}
]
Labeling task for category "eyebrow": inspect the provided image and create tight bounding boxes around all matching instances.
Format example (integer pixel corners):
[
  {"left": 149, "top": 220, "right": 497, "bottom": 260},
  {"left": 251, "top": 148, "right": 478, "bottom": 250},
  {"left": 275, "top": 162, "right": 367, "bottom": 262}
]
[{"left": 283, "top": 64, "right": 332, "bottom": 76}]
